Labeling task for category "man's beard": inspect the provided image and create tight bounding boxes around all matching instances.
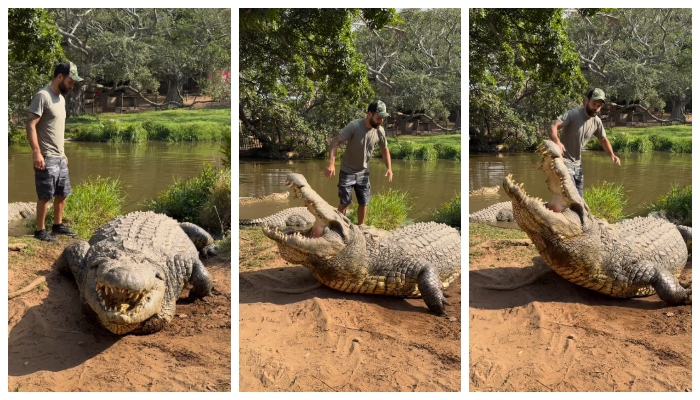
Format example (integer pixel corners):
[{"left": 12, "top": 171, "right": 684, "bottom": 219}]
[
  {"left": 369, "top": 119, "right": 381, "bottom": 128},
  {"left": 585, "top": 105, "right": 598, "bottom": 117},
  {"left": 58, "top": 81, "right": 70, "bottom": 95}
]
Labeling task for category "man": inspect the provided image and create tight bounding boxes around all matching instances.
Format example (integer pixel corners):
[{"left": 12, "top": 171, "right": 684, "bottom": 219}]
[
  {"left": 325, "top": 100, "right": 393, "bottom": 226},
  {"left": 549, "top": 88, "right": 621, "bottom": 197},
  {"left": 26, "top": 61, "right": 83, "bottom": 242}
]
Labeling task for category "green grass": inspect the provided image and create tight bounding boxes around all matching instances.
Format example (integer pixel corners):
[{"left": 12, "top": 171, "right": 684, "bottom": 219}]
[
  {"left": 215, "top": 231, "right": 232, "bottom": 263},
  {"left": 468, "top": 223, "right": 528, "bottom": 247},
  {"left": 586, "top": 125, "right": 692, "bottom": 153},
  {"left": 147, "top": 164, "right": 231, "bottom": 232},
  {"left": 646, "top": 184, "right": 692, "bottom": 226},
  {"left": 65, "top": 109, "right": 230, "bottom": 142},
  {"left": 432, "top": 192, "right": 461, "bottom": 230},
  {"left": 44, "top": 176, "right": 126, "bottom": 239},
  {"left": 583, "top": 181, "right": 629, "bottom": 223},
  {"left": 384, "top": 134, "right": 461, "bottom": 161},
  {"left": 347, "top": 188, "right": 412, "bottom": 230},
  {"left": 239, "top": 226, "right": 277, "bottom": 269}
]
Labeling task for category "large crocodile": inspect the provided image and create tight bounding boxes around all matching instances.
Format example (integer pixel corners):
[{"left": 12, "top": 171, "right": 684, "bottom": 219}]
[
  {"left": 240, "top": 191, "right": 289, "bottom": 205},
  {"left": 469, "top": 186, "right": 500, "bottom": 196},
  {"left": 239, "top": 207, "right": 315, "bottom": 228},
  {"left": 503, "top": 140, "right": 691, "bottom": 304},
  {"left": 469, "top": 201, "right": 514, "bottom": 223},
  {"left": 262, "top": 173, "right": 461, "bottom": 315},
  {"left": 8, "top": 202, "right": 40, "bottom": 221},
  {"left": 57, "top": 211, "right": 215, "bottom": 335}
]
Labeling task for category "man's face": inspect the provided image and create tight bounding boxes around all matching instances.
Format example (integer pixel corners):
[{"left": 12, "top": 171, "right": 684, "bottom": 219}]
[
  {"left": 58, "top": 75, "right": 75, "bottom": 95},
  {"left": 585, "top": 97, "right": 604, "bottom": 117},
  {"left": 368, "top": 112, "right": 384, "bottom": 128}
]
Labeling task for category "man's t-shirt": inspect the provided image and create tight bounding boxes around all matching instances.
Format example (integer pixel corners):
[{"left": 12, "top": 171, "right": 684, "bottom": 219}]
[
  {"left": 339, "top": 118, "right": 387, "bottom": 174},
  {"left": 557, "top": 107, "right": 606, "bottom": 165},
  {"left": 28, "top": 86, "right": 66, "bottom": 158}
]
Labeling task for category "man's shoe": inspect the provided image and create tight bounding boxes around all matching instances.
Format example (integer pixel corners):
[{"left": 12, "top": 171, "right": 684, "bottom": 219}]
[
  {"left": 34, "top": 229, "right": 58, "bottom": 242},
  {"left": 52, "top": 223, "right": 77, "bottom": 237}
]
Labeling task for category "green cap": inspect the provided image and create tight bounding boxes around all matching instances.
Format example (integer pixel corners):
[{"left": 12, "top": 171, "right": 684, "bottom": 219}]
[
  {"left": 69, "top": 62, "right": 83, "bottom": 82},
  {"left": 369, "top": 100, "right": 390, "bottom": 117},
  {"left": 590, "top": 88, "right": 606, "bottom": 103},
  {"left": 57, "top": 61, "right": 83, "bottom": 82}
]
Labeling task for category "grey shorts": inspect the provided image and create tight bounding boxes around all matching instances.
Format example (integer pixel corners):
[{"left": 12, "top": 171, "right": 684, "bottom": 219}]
[
  {"left": 338, "top": 170, "right": 370, "bottom": 206},
  {"left": 564, "top": 163, "right": 584, "bottom": 197},
  {"left": 35, "top": 156, "right": 72, "bottom": 200}
]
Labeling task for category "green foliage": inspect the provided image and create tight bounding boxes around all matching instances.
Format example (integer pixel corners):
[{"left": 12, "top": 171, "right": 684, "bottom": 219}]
[
  {"left": 583, "top": 181, "right": 628, "bottom": 223},
  {"left": 45, "top": 177, "right": 126, "bottom": 239},
  {"left": 432, "top": 143, "right": 460, "bottom": 161},
  {"left": 147, "top": 164, "right": 229, "bottom": 227},
  {"left": 199, "top": 167, "right": 232, "bottom": 234},
  {"left": 9, "top": 126, "right": 27, "bottom": 145},
  {"left": 646, "top": 184, "right": 692, "bottom": 226},
  {"left": 432, "top": 193, "right": 461, "bottom": 230},
  {"left": 221, "top": 130, "right": 232, "bottom": 167},
  {"left": 239, "top": 8, "right": 395, "bottom": 156},
  {"left": 347, "top": 189, "right": 411, "bottom": 230},
  {"left": 586, "top": 130, "right": 692, "bottom": 154},
  {"left": 8, "top": 8, "right": 64, "bottom": 128},
  {"left": 417, "top": 145, "right": 438, "bottom": 161},
  {"left": 469, "top": 9, "right": 587, "bottom": 148}
]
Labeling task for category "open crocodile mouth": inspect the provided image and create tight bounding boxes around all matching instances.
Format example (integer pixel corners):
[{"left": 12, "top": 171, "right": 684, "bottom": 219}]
[
  {"left": 262, "top": 223, "right": 347, "bottom": 258},
  {"left": 95, "top": 283, "right": 151, "bottom": 315}
]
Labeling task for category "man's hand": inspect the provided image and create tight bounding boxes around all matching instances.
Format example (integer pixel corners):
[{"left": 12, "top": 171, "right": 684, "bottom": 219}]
[
  {"left": 65, "top": 155, "right": 68, "bottom": 165},
  {"left": 611, "top": 155, "right": 620, "bottom": 166},
  {"left": 385, "top": 169, "right": 393, "bottom": 182},
  {"left": 33, "top": 151, "right": 45, "bottom": 170},
  {"left": 325, "top": 164, "right": 336, "bottom": 178},
  {"left": 556, "top": 141, "right": 566, "bottom": 153}
]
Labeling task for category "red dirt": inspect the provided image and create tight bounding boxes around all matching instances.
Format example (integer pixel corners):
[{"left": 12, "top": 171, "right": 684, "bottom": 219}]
[
  {"left": 8, "top": 237, "right": 231, "bottom": 392},
  {"left": 469, "top": 238, "right": 692, "bottom": 392},
  {"left": 238, "top": 233, "right": 462, "bottom": 392}
]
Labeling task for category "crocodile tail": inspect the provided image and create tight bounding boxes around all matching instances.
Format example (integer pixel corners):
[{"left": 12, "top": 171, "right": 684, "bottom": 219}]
[{"left": 239, "top": 218, "right": 262, "bottom": 226}]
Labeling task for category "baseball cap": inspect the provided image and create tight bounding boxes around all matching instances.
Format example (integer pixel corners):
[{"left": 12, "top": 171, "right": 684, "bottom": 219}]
[
  {"left": 588, "top": 88, "right": 606, "bottom": 103},
  {"left": 368, "top": 100, "right": 390, "bottom": 117},
  {"left": 55, "top": 61, "right": 84, "bottom": 82}
]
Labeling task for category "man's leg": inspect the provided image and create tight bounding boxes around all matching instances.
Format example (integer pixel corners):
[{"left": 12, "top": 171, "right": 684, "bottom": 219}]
[
  {"left": 36, "top": 199, "right": 51, "bottom": 231},
  {"left": 574, "top": 167, "right": 584, "bottom": 198},
  {"left": 338, "top": 204, "right": 348, "bottom": 215},
  {"left": 357, "top": 205, "right": 368, "bottom": 225},
  {"left": 51, "top": 157, "right": 76, "bottom": 236},
  {"left": 337, "top": 171, "right": 354, "bottom": 215},
  {"left": 355, "top": 171, "right": 371, "bottom": 226},
  {"left": 53, "top": 196, "right": 66, "bottom": 225}
]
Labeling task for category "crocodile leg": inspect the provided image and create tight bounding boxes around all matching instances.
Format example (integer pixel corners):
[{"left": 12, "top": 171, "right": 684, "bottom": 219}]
[
  {"left": 189, "top": 258, "right": 214, "bottom": 298},
  {"left": 56, "top": 241, "right": 91, "bottom": 281},
  {"left": 415, "top": 260, "right": 449, "bottom": 316},
  {"left": 625, "top": 260, "right": 691, "bottom": 305}
]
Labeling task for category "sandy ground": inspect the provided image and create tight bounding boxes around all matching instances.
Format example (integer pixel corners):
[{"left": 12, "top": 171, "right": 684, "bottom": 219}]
[
  {"left": 468, "top": 235, "right": 692, "bottom": 392},
  {"left": 8, "top": 236, "right": 231, "bottom": 392},
  {"left": 238, "top": 228, "right": 462, "bottom": 392}
]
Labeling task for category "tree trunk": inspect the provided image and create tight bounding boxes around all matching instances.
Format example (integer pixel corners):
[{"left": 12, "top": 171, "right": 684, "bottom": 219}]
[
  {"left": 670, "top": 100, "right": 686, "bottom": 121},
  {"left": 64, "top": 85, "right": 86, "bottom": 118},
  {"left": 165, "top": 76, "right": 183, "bottom": 107}
]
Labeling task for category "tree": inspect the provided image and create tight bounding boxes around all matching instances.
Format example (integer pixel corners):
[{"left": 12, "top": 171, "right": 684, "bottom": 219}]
[
  {"left": 354, "top": 8, "right": 461, "bottom": 131},
  {"left": 239, "top": 8, "right": 395, "bottom": 156},
  {"left": 49, "top": 8, "right": 231, "bottom": 115},
  {"left": 8, "top": 8, "right": 65, "bottom": 128},
  {"left": 469, "top": 8, "right": 587, "bottom": 150},
  {"left": 567, "top": 8, "right": 691, "bottom": 121}
]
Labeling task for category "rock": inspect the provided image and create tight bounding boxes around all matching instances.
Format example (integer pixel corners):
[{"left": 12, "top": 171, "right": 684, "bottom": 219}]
[{"left": 9, "top": 243, "right": 27, "bottom": 251}]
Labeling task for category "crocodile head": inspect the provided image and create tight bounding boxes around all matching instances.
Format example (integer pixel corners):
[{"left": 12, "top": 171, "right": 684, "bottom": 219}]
[
  {"left": 503, "top": 140, "right": 598, "bottom": 252},
  {"left": 85, "top": 257, "right": 166, "bottom": 335},
  {"left": 262, "top": 173, "right": 366, "bottom": 267}
]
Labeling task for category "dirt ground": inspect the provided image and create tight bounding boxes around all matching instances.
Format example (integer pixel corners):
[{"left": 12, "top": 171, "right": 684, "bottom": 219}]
[
  {"left": 7, "top": 236, "right": 231, "bottom": 392},
  {"left": 469, "top": 233, "right": 692, "bottom": 392},
  {"left": 238, "top": 228, "right": 462, "bottom": 392}
]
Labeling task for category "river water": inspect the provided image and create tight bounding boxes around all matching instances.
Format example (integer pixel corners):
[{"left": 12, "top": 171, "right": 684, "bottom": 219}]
[
  {"left": 8, "top": 141, "right": 223, "bottom": 212},
  {"left": 469, "top": 150, "right": 692, "bottom": 217},
  {"left": 239, "top": 158, "right": 461, "bottom": 222}
]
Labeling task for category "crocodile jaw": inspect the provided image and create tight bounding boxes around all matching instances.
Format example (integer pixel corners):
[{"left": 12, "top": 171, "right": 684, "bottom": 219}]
[
  {"left": 262, "top": 224, "right": 347, "bottom": 259},
  {"left": 85, "top": 259, "right": 165, "bottom": 334}
]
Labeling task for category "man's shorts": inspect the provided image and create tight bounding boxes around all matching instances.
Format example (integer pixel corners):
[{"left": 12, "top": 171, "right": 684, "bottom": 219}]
[
  {"left": 338, "top": 170, "right": 370, "bottom": 206},
  {"left": 35, "top": 156, "right": 72, "bottom": 200},
  {"left": 564, "top": 163, "right": 584, "bottom": 197}
]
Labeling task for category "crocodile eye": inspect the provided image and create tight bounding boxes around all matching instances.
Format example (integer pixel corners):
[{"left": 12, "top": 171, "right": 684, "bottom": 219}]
[{"left": 155, "top": 272, "right": 164, "bottom": 281}]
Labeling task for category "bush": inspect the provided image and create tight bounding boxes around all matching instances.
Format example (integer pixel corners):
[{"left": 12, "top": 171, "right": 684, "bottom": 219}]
[
  {"left": 199, "top": 167, "right": 232, "bottom": 234},
  {"left": 44, "top": 176, "right": 126, "bottom": 239},
  {"left": 583, "top": 181, "right": 628, "bottom": 223},
  {"left": 417, "top": 145, "right": 438, "bottom": 161},
  {"left": 433, "top": 143, "right": 460, "bottom": 160},
  {"left": 9, "top": 126, "right": 27, "bottom": 145},
  {"left": 147, "top": 164, "right": 229, "bottom": 227},
  {"left": 432, "top": 192, "right": 461, "bottom": 230},
  {"left": 347, "top": 188, "right": 412, "bottom": 230},
  {"left": 646, "top": 184, "right": 692, "bottom": 226},
  {"left": 632, "top": 136, "right": 653, "bottom": 153}
]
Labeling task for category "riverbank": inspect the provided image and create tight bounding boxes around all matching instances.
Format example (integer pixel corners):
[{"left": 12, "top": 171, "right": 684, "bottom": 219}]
[
  {"left": 468, "top": 223, "right": 692, "bottom": 392},
  {"left": 239, "top": 226, "right": 461, "bottom": 391},
  {"left": 8, "top": 234, "right": 231, "bottom": 391}
]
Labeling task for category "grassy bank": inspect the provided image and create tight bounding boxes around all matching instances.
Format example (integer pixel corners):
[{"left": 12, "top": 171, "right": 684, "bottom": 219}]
[
  {"left": 347, "top": 189, "right": 412, "bottom": 230},
  {"left": 378, "top": 133, "right": 461, "bottom": 161},
  {"left": 646, "top": 184, "right": 692, "bottom": 226},
  {"left": 586, "top": 125, "right": 692, "bottom": 154},
  {"left": 432, "top": 192, "right": 461, "bottom": 230},
  {"left": 64, "top": 109, "right": 230, "bottom": 143}
]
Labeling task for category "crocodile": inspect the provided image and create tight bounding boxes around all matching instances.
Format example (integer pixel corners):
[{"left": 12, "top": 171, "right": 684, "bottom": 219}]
[
  {"left": 8, "top": 202, "right": 40, "bottom": 221},
  {"left": 240, "top": 191, "right": 289, "bottom": 205},
  {"left": 503, "top": 140, "right": 691, "bottom": 304},
  {"left": 57, "top": 211, "right": 215, "bottom": 335},
  {"left": 469, "top": 186, "right": 500, "bottom": 196},
  {"left": 469, "top": 201, "right": 514, "bottom": 223},
  {"left": 239, "top": 207, "right": 315, "bottom": 228},
  {"left": 262, "top": 173, "right": 461, "bottom": 315}
]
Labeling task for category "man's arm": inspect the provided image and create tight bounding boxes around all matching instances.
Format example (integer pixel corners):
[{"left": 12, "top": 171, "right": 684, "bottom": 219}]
[
  {"left": 549, "top": 119, "right": 566, "bottom": 152},
  {"left": 380, "top": 146, "right": 392, "bottom": 182},
  {"left": 598, "top": 137, "right": 621, "bottom": 165},
  {"left": 325, "top": 135, "right": 346, "bottom": 178},
  {"left": 26, "top": 113, "right": 45, "bottom": 170}
]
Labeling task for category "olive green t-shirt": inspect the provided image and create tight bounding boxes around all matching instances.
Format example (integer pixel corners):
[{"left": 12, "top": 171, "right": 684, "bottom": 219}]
[
  {"left": 557, "top": 107, "right": 606, "bottom": 165},
  {"left": 338, "top": 118, "right": 387, "bottom": 174},
  {"left": 28, "top": 86, "right": 66, "bottom": 158}
]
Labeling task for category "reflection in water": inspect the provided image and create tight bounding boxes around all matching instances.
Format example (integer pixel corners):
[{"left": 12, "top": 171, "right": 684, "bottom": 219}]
[
  {"left": 8, "top": 142, "right": 223, "bottom": 212},
  {"left": 469, "top": 150, "right": 691, "bottom": 216},
  {"left": 240, "top": 158, "right": 461, "bottom": 222}
]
